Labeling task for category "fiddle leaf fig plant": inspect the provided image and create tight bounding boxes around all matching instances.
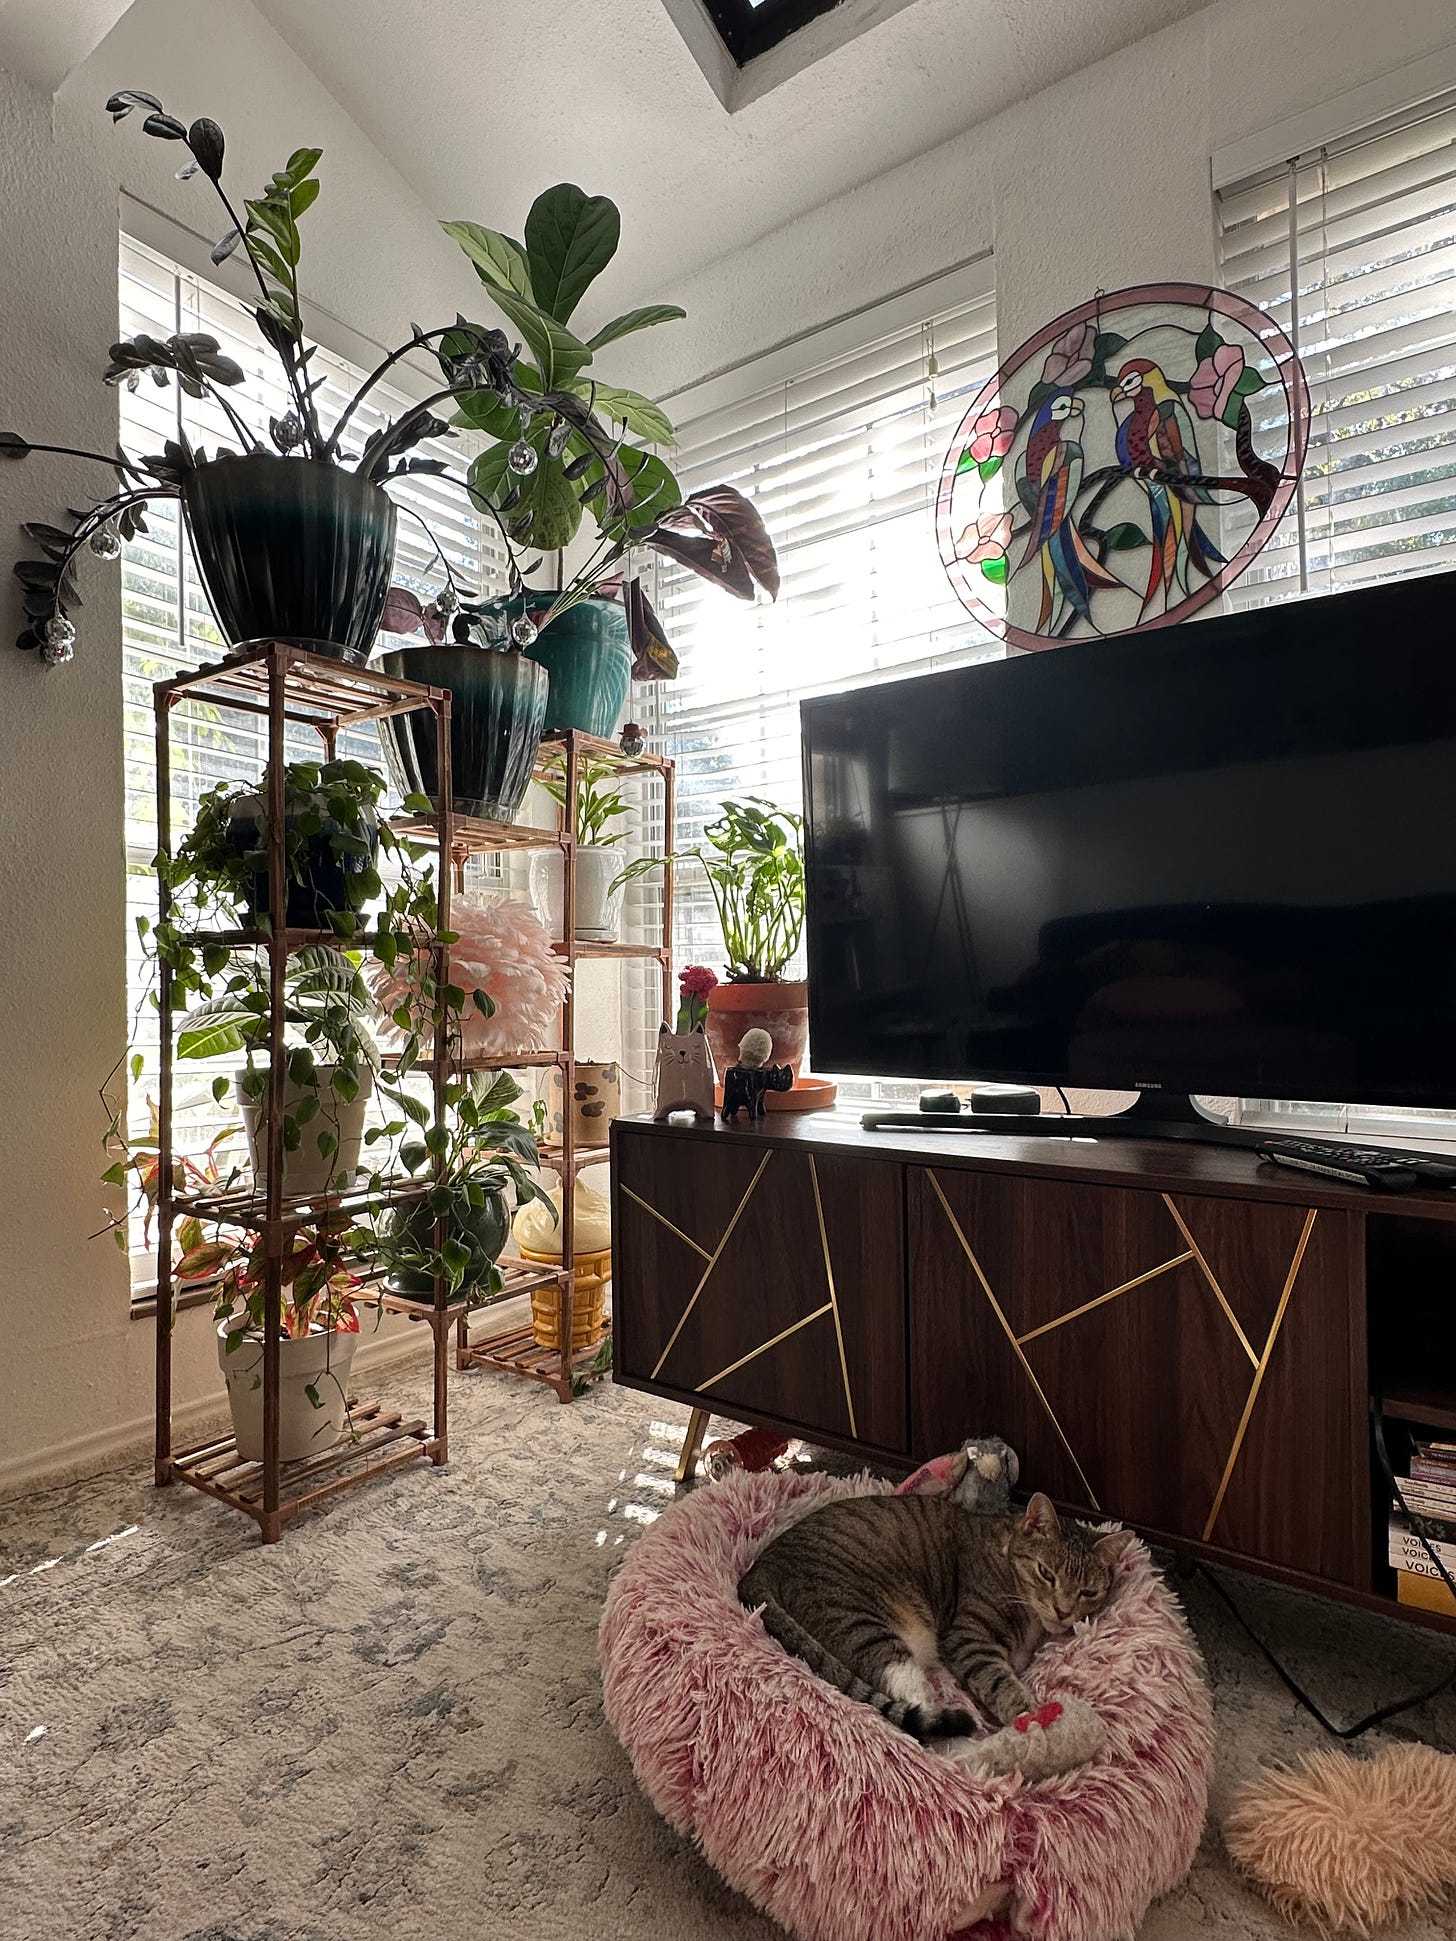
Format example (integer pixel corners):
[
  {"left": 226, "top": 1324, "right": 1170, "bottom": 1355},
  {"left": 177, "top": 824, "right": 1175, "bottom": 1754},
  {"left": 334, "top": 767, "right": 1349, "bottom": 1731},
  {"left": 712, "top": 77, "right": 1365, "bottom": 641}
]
[{"left": 441, "top": 183, "right": 781, "bottom": 683}]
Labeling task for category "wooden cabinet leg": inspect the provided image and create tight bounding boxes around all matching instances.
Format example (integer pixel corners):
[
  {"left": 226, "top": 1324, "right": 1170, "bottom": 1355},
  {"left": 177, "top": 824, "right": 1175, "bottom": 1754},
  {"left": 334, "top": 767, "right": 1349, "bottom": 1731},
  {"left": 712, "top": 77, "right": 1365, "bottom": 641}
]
[{"left": 675, "top": 1406, "right": 711, "bottom": 1484}]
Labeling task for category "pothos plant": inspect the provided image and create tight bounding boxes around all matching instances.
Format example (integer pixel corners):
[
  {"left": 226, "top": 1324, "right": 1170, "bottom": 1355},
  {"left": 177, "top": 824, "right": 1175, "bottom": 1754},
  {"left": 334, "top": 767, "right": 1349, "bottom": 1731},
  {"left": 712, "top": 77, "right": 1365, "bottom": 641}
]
[
  {"left": 379, "top": 181, "right": 782, "bottom": 681},
  {"left": 353, "top": 1067, "right": 551, "bottom": 1304},
  {"left": 100, "top": 753, "right": 522, "bottom": 1298},
  {"left": 3, "top": 92, "right": 637, "bottom": 666}
]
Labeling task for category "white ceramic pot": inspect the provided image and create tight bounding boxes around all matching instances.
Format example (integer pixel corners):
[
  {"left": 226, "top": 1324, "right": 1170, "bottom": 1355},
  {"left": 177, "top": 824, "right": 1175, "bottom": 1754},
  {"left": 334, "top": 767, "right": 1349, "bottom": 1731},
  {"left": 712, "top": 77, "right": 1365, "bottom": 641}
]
[
  {"left": 217, "top": 1322, "right": 359, "bottom": 1462},
  {"left": 529, "top": 844, "right": 623, "bottom": 943},
  {"left": 235, "top": 1063, "right": 374, "bottom": 1197}
]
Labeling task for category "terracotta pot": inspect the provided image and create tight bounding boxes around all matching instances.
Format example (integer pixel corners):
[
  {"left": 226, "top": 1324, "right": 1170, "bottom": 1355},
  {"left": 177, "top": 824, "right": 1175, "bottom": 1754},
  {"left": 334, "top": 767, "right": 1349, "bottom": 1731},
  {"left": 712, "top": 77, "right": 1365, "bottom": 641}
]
[{"left": 705, "top": 980, "right": 809, "bottom": 1082}]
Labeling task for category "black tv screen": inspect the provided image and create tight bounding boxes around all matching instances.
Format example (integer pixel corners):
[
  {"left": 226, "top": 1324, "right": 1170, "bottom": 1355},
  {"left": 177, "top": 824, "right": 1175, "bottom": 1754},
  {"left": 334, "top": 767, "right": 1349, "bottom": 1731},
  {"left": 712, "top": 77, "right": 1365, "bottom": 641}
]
[{"left": 801, "top": 572, "right": 1456, "bottom": 1107}]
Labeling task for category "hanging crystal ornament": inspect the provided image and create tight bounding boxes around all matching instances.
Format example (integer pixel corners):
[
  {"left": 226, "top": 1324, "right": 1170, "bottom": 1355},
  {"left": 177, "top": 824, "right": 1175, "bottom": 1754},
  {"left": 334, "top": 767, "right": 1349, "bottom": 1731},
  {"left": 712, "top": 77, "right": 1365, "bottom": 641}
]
[
  {"left": 517, "top": 401, "right": 534, "bottom": 433},
  {"left": 41, "top": 614, "right": 77, "bottom": 665},
  {"left": 510, "top": 614, "right": 539, "bottom": 648},
  {"left": 619, "top": 722, "right": 646, "bottom": 758},
  {"left": 88, "top": 523, "right": 122, "bottom": 561},
  {"left": 508, "top": 439, "right": 539, "bottom": 477},
  {"left": 547, "top": 417, "right": 571, "bottom": 460},
  {"left": 271, "top": 411, "right": 303, "bottom": 453}
]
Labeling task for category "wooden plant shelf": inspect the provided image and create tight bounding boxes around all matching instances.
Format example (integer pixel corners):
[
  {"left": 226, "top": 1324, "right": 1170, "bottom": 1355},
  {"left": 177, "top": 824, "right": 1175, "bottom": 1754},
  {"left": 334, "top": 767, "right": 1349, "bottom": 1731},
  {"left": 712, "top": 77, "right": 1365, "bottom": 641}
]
[
  {"left": 554, "top": 940, "right": 671, "bottom": 962},
  {"left": 388, "top": 810, "right": 565, "bottom": 857},
  {"left": 159, "top": 642, "right": 445, "bottom": 731},
  {"left": 174, "top": 1171, "right": 437, "bottom": 1232},
  {"left": 168, "top": 1398, "right": 435, "bottom": 1540},
  {"left": 458, "top": 1319, "right": 609, "bottom": 1402}
]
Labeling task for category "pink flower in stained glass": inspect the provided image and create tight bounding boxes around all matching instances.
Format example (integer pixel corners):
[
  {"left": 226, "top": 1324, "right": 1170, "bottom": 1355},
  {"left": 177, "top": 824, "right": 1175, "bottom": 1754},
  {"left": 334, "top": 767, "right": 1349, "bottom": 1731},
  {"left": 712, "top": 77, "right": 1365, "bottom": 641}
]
[
  {"left": 968, "top": 405, "right": 1018, "bottom": 464},
  {"left": 1041, "top": 319, "right": 1097, "bottom": 388},
  {"left": 955, "top": 511, "right": 1013, "bottom": 564},
  {"left": 1189, "top": 343, "right": 1246, "bottom": 420}
]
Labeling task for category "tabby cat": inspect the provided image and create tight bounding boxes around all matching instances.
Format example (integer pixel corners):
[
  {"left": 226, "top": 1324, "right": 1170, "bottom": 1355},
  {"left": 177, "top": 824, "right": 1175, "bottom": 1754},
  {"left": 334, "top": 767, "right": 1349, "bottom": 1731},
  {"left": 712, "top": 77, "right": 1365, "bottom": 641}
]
[{"left": 739, "top": 1490, "right": 1131, "bottom": 1739}]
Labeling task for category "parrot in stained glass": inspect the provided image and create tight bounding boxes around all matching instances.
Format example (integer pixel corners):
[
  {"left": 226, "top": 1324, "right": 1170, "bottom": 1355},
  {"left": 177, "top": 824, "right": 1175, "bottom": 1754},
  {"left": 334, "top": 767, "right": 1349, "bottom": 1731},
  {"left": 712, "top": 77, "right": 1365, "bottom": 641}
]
[
  {"left": 1109, "top": 359, "right": 1226, "bottom": 613},
  {"left": 1014, "top": 390, "right": 1121, "bottom": 635}
]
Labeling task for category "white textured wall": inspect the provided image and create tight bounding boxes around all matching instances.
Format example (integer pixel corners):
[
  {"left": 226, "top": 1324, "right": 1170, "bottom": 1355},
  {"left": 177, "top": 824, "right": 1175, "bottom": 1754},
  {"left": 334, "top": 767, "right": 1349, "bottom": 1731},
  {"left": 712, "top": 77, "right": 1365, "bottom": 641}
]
[
  {"left": 0, "top": 0, "right": 483, "bottom": 1489},
  {"left": 2, "top": 0, "right": 1452, "bottom": 1485},
  {"left": 629, "top": 0, "right": 1456, "bottom": 399}
]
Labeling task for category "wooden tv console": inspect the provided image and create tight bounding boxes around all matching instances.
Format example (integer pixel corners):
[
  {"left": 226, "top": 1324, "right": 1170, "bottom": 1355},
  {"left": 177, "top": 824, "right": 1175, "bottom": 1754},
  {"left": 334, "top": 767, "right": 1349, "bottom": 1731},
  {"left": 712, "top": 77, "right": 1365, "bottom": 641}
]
[{"left": 610, "top": 1111, "right": 1456, "bottom": 1637}]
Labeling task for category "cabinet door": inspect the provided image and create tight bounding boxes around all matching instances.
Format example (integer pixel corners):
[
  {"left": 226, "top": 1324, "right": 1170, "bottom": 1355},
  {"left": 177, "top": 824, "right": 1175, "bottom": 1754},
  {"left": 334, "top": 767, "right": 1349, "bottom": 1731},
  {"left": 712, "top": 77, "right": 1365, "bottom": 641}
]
[
  {"left": 614, "top": 1131, "right": 907, "bottom": 1454},
  {"left": 909, "top": 1166, "right": 1363, "bottom": 1587}
]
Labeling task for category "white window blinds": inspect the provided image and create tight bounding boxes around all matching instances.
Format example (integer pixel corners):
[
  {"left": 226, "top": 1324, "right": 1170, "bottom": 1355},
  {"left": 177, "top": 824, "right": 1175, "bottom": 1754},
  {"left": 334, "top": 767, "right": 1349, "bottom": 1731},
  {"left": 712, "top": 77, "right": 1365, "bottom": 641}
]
[
  {"left": 1216, "top": 88, "right": 1456, "bottom": 604},
  {"left": 1216, "top": 93, "right": 1456, "bottom": 1137},
  {"left": 643, "top": 279, "right": 999, "bottom": 972},
  {"left": 119, "top": 236, "right": 499, "bottom": 1264}
]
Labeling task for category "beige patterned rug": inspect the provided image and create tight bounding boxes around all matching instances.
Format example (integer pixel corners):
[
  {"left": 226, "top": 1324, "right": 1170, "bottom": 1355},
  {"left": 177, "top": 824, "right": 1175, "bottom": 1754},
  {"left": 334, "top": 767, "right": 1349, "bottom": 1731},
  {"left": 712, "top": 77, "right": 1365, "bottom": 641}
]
[{"left": 2, "top": 1363, "right": 1453, "bottom": 1940}]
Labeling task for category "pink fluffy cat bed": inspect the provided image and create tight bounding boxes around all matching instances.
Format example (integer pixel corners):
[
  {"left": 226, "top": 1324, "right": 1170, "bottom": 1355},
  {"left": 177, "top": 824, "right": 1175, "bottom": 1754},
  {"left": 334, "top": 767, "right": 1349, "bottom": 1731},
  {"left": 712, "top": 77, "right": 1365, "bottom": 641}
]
[{"left": 600, "top": 1469, "right": 1213, "bottom": 1941}]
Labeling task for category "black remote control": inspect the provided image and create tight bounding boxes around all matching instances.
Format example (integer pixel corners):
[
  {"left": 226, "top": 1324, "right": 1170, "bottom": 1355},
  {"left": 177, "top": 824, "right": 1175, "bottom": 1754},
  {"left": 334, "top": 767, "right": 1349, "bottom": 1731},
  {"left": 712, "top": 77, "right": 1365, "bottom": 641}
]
[{"left": 1256, "top": 1135, "right": 1456, "bottom": 1192}]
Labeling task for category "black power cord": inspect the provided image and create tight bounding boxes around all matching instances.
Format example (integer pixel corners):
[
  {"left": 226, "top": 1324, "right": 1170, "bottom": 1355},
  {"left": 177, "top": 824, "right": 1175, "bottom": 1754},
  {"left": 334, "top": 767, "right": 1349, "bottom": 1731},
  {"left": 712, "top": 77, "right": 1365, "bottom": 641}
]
[{"left": 1192, "top": 1408, "right": 1456, "bottom": 1744}]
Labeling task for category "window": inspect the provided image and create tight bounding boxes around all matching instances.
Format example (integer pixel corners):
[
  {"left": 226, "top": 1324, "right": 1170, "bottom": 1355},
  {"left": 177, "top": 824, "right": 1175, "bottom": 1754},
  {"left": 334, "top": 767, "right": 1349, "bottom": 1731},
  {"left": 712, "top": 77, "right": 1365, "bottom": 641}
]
[
  {"left": 701, "top": 0, "right": 842, "bottom": 66},
  {"left": 632, "top": 267, "right": 996, "bottom": 1095},
  {"left": 1217, "top": 89, "right": 1456, "bottom": 603},
  {"left": 1216, "top": 89, "right": 1456, "bottom": 1138},
  {"left": 119, "top": 236, "right": 500, "bottom": 1269}
]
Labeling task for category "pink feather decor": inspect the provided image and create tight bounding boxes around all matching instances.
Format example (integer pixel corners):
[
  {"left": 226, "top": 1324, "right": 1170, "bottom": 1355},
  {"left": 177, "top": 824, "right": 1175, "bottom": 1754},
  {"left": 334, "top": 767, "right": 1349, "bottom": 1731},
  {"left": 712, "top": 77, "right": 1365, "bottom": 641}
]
[
  {"left": 370, "top": 896, "right": 570, "bottom": 1059},
  {"left": 600, "top": 1468, "right": 1213, "bottom": 1941}
]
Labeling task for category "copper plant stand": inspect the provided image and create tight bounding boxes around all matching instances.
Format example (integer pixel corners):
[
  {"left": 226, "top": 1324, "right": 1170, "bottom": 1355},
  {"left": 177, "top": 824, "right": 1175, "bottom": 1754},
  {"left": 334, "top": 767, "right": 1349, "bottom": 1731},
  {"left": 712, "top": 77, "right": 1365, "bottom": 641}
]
[
  {"left": 449, "top": 728, "right": 675, "bottom": 1402},
  {"left": 153, "top": 642, "right": 471, "bottom": 1541}
]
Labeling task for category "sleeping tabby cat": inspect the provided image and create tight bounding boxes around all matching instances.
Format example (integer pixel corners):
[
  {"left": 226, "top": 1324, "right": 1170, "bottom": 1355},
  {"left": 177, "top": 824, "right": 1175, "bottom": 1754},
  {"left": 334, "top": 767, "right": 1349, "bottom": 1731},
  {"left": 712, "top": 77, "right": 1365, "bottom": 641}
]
[{"left": 739, "top": 1490, "right": 1131, "bottom": 1739}]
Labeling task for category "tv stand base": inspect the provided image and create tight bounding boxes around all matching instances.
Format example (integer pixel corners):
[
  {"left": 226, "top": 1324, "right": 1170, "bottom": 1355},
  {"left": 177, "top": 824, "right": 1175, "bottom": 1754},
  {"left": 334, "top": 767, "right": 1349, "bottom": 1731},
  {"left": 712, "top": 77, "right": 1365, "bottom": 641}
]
[{"left": 862, "top": 1089, "right": 1265, "bottom": 1148}]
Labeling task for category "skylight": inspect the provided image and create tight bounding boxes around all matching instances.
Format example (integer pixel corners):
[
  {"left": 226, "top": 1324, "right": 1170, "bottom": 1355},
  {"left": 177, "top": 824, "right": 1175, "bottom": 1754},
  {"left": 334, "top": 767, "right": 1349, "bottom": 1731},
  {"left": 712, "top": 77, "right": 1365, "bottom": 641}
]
[{"left": 701, "top": 0, "right": 844, "bottom": 67}]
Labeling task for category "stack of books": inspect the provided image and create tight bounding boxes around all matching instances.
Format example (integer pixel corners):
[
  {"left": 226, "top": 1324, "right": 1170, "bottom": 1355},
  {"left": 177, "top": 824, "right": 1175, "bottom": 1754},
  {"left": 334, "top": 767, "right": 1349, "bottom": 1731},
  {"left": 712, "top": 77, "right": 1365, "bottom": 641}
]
[{"left": 1388, "top": 1436, "right": 1456, "bottom": 1617}]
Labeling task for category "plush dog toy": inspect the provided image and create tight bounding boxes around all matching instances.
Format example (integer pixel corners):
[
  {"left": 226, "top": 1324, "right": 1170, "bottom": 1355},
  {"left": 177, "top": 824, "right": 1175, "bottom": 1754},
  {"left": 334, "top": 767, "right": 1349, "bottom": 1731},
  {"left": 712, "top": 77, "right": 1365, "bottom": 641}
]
[
  {"left": 896, "top": 1435, "right": 1021, "bottom": 1515},
  {"left": 1224, "top": 1743, "right": 1456, "bottom": 1933}
]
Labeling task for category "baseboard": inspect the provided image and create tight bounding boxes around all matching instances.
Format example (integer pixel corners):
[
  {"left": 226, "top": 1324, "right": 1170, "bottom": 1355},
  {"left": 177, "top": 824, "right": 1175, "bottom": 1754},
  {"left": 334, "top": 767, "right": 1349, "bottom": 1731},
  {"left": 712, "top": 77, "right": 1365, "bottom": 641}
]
[{"left": 0, "top": 1325, "right": 433, "bottom": 1502}]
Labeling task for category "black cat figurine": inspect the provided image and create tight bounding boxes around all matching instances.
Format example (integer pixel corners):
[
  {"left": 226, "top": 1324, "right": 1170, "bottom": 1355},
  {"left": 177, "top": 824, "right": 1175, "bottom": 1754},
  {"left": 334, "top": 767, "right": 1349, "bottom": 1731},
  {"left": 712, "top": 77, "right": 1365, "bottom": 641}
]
[{"left": 721, "top": 1061, "right": 794, "bottom": 1121}]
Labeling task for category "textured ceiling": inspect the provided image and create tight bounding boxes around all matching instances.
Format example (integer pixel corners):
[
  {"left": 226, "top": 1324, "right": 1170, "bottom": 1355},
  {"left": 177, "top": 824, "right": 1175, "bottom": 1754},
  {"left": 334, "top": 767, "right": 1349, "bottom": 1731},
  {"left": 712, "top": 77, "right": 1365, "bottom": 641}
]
[{"left": 250, "top": 0, "right": 1212, "bottom": 309}]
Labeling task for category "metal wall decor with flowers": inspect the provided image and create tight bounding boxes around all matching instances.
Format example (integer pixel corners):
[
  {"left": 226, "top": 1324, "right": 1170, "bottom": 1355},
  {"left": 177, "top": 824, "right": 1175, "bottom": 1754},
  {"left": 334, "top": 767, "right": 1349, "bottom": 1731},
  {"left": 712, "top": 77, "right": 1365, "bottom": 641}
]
[{"left": 936, "top": 282, "right": 1308, "bottom": 650}]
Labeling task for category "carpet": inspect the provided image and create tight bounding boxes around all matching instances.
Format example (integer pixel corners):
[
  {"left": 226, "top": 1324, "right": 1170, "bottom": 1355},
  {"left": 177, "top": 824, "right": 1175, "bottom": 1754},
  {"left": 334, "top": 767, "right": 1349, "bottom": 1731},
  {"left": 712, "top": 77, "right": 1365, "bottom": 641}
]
[{"left": 2, "top": 1364, "right": 1453, "bottom": 1941}]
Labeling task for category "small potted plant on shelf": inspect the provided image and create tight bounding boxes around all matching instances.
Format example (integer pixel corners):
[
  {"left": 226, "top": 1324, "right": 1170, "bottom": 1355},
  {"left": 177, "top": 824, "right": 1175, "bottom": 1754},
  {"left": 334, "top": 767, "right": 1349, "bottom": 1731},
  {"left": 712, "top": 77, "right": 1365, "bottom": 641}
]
[
  {"left": 210, "top": 1215, "right": 364, "bottom": 1462},
  {"left": 134, "top": 752, "right": 471, "bottom": 1202},
  {"left": 355, "top": 1069, "right": 550, "bottom": 1307},
  {"left": 176, "top": 944, "right": 379, "bottom": 1199},
  {"left": 530, "top": 752, "right": 654, "bottom": 942},
  {"left": 173, "top": 757, "right": 383, "bottom": 931},
  {"left": 692, "top": 799, "right": 816, "bottom": 1093}
]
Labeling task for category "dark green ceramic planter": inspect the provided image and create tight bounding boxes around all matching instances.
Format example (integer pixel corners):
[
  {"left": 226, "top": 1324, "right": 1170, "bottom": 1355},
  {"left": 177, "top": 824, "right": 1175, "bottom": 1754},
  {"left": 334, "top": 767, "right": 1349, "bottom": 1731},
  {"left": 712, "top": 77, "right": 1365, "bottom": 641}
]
[
  {"left": 373, "top": 643, "right": 548, "bottom": 821},
  {"left": 386, "top": 1186, "right": 511, "bottom": 1300},
  {"left": 182, "top": 454, "right": 397, "bottom": 664},
  {"left": 482, "top": 592, "right": 632, "bottom": 738}
]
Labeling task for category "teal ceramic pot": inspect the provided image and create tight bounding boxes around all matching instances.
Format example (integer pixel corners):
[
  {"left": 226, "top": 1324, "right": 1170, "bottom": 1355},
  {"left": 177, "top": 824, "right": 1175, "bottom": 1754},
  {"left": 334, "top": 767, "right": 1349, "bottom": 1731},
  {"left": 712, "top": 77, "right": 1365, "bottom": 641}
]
[
  {"left": 182, "top": 454, "right": 397, "bottom": 664},
  {"left": 482, "top": 592, "right": 632, "bottom": 738},
  {"left": 373, "top": 642, "right": 547, "bottom": 821}
]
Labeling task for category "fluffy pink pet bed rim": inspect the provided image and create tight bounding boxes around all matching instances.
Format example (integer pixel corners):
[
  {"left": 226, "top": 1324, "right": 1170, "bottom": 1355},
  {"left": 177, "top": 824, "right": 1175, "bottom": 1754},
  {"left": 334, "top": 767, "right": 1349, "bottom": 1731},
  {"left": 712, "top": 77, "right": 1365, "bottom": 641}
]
[{"left": 601, "top": 1468, "right": 1213, "bottom": 1941}]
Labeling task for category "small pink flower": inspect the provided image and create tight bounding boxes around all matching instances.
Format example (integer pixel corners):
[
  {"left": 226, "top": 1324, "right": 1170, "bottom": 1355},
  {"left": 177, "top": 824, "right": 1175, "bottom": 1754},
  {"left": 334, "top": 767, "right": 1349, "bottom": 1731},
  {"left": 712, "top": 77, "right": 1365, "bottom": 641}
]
[
  {"left": 955, "top": 511, "right": 1013, "bottom": 565},
  {"left": 968, "top": 405, "right": 1017, "bottom": 464},
  {"left": 679, "top": 964, "right": 718, "bottom": 998},
  {"left": 1041, "top": 318, "right": 1097, "bottom": 389},
  {"left": 1189, "top": 343, "right": 1245, "bottom": 421}
]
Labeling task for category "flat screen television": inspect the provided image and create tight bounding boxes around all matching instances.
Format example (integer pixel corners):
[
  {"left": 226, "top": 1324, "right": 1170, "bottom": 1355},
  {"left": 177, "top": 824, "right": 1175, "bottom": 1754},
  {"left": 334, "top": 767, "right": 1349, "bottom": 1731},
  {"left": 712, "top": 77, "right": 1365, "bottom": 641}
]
[{"left": 800, "top": 571, "right": 1456, "bottom": 1120}]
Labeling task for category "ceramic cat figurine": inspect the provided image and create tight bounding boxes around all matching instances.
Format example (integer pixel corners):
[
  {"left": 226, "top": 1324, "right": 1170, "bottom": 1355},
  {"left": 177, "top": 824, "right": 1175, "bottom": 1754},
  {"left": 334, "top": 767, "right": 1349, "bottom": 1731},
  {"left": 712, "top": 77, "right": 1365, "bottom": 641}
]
[{"left": 652, "top": 1022, "right": 715, "bottom": 1122}]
